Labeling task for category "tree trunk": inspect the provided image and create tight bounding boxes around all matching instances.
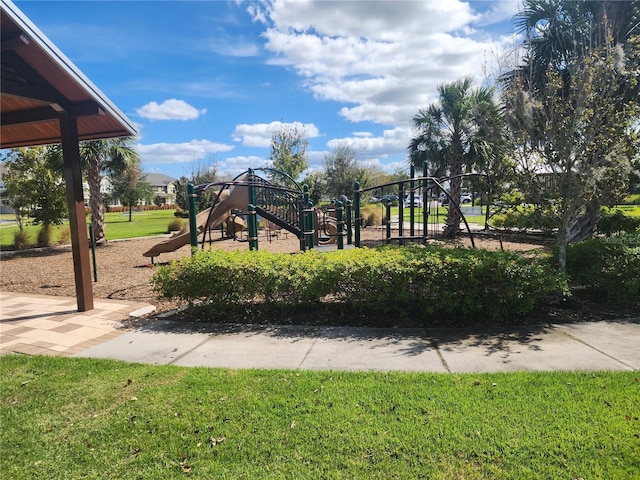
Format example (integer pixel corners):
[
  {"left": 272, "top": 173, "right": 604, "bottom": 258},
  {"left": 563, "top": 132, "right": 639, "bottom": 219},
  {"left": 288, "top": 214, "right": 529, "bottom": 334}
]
[
  {"left": 443, "top": 150, "right": 463, "bottom": 238},
  {"left": 566, "top": 198, "right": 601, "bottom": 243},
  {"left": 558, "top": 229, "right": 567, "bottom": 274},
  {"left": 86, "top": 161, "right": 106, "bottom": 243}
]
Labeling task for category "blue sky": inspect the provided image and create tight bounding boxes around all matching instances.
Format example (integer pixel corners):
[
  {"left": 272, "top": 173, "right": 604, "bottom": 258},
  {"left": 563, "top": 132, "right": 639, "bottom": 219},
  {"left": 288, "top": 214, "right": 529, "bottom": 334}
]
[{"left": 14, "top": 0, "right": 522, "bottom": 180}]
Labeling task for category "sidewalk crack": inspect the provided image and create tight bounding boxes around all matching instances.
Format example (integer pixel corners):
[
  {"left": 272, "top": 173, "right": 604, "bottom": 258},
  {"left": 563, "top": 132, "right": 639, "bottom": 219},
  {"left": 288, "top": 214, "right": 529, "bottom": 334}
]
[
  {"left": 431, "top": 338, "right": 451, "bottom": 373},
  {"left": 556, "top": 328, "right": 635, "bottom": 370},
  {"left": 167, "top": 336, "right": 211, "bottom": 365}
]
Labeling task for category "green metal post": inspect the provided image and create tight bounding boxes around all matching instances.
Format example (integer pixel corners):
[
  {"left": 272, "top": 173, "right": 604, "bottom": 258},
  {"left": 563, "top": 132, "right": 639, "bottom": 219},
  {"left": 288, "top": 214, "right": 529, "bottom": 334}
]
[
  {"left": 410, "top": 164, "right": 415, "bottom": 237},
  {"left": 345, "top": 200, "right": 352, "bottom": 245},
  {"left": 187, "top": 183, "right": 198, "bottom": 255},
  {"left": 423, "top": 161, "right": 429, "bottom": 240},
  {"left": 298, "top": 195, "right": 306, "bottom": 251},
  {"left": 303, "top": 184, "right": 310, "bottom": 207},
  {"left": 385, "top": 202, "right": 392, "bottom": 243},
  {"left": 354, "top": 181, "right": 361, "bottom": 247},
  {"left": 304, "top": 201, "right": 315, "bottom": 250},
  {"left": 248, "top": 204, "right": 258, "bottom": 251},
  {"left": 336, "top": 200, "right": 344, "bottom": 250},
  {"left": 247, "top": 168, "right": 256, "bottom": 207},
  {"left": 398, "top": 183, "right": 404, "bottom": 244}
]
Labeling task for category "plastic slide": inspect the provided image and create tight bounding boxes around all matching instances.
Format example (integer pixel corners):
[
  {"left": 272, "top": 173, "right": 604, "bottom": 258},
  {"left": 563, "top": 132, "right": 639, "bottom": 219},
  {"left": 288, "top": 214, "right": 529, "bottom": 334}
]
[{"left": 143, "top": 178, "right": 250, "bottom": 259}]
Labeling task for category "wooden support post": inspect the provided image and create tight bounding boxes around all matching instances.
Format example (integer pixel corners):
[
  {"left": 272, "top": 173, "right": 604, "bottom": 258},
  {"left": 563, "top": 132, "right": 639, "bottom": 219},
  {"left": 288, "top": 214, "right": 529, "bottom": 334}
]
[{"left": 59, "top": 112, "right": 94, "bottom": 311}]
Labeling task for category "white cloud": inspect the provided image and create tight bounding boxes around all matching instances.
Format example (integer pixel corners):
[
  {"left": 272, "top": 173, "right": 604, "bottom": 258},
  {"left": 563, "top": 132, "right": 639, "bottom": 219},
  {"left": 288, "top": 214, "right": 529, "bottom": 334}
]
[
  {"left": 217, "top": 155, "right": 269, "bottom": 177},
  {"left": 327, "top": 126, "right": 411, "bottom": 158},
  {"left": 232, "top": 121, "right": 320, "bottom": 147},
  {"left": 472, "top": 0, "right": 520, "bottom": 28},
  {"left": 136, "top": 99, "right": 207, "bottom": 121},
  {"left": 248, "top": 0, "right": 514, "bottom": 126},
  {"left": 136, "top": 139, "right": 234, "bottom": 164}
]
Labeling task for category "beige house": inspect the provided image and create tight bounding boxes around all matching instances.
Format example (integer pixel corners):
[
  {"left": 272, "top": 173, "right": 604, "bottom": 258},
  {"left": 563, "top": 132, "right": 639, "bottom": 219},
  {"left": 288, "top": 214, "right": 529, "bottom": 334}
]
[{"left": 143, "top": 172, "right": 177, "bottom": 205}]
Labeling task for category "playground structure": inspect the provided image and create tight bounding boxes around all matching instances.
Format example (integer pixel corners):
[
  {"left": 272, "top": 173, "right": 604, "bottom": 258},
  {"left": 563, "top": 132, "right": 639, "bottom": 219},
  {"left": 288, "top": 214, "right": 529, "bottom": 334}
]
[
  {"left": 353, "top": 170, "right": 489, "bottom": 249},
  {"left": 142, "top": 168, "right": 350, "bottom": 262},
  {"left": 143, "top": 166, "right": 489, "bottom": 261}
]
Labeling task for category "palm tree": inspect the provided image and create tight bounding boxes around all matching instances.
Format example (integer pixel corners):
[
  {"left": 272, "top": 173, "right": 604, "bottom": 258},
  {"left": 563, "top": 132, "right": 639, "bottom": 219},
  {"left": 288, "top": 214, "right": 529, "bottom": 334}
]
[
  {"left": 509, "top": 0, "right": 640, "bottom": 94},
  {"left": 50, "top": 137, "right": 140, "bottom": 243},
  {"left": 81, "top": 138, "right": 140, "bottom": 242},
  {"left": 409, "top": 77, "right": 507, "bottom": 238}
]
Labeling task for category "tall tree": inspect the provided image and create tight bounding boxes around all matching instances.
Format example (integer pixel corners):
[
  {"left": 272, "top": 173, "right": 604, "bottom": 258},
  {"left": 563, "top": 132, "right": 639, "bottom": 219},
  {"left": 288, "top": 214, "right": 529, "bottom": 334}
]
[
  {"left": 511, "top": 0, "right": 640, "bottom": 93},
  {"left": 503, "top": 0, "right": 640, "bottom": 271},
  {"left": 83, "top": 138, "right": 139, "bottom": 242},
  {"left": 269, "top": 124, "right": 309, "bottom": 180},
  {"left": 174, "top": 162, "right": 221, "bottom": 212},
  {"left": 3, "top": 146, "right": 68, "bottom": 232},
  {"left": 323, "top": 145, "right": 367, "bottom": 200},
  {"left": 504, "top": 42, "right": 639, "bottom": 272},
  {"left": 300, "top": 170, "right": 326, "bottom": 205},
  {"left": 109, "top": 163, "right": 154, "bottom": 222},
  {"left": 409, "top": 77, "right": 508, "bottom": 237}
]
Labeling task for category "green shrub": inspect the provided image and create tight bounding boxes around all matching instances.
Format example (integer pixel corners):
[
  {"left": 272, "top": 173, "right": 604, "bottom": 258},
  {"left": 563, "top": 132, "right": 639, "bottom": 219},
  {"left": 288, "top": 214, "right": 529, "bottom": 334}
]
[
  {"left": 561, "top": 233, "right": 640, "bottom": 307},
  {"left": 167, "top": 218, "right": 185, "bottom": 233},
  {"left": 13, "top": 229, "right": 30, "bottom": 250},
  {"left": 490, "top": 205, "right": 556, "bottom": 233},
  {"left": 36, "top": 225, "right": 54, "bottom": 247},
  {"left": 152, "top": 245, "right": 566, "bottom": 324},
  {"left": 57, "top": 226, "right": 71, "bottom": 245},
  {"left": 359, "top": 204, "right": 384, "bottom": 226},
  {"left": 597, "top": 210, "right": 640, "bottom": 236}
]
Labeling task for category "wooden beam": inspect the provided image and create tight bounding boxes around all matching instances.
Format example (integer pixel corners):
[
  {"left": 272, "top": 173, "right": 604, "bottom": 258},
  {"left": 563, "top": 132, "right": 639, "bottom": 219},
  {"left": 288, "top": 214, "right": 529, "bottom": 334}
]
[
  {"left": 2, "top": 50, "right": 68, "bottom": 106},
  {"left": 0, "top": 105, "right": 59, "bottom": 126},
  {"left": 58, "top": 111, "right": 94, "bottom": 312},
  {"left": 1, "top": 101, "right": 104, "bottom": 127}
]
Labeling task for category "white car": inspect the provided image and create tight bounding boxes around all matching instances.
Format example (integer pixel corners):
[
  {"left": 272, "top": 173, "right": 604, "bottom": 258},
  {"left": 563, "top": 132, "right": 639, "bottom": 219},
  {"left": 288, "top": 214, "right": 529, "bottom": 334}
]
[
  {"left": 404, "top": 194, "right": 423, "bottom": 207},
  {"left": 439, "top": 192, "right": 473, "bottom": 205},
  {"left": 460, "top": 193, "right": 473, "bottom": 204}
]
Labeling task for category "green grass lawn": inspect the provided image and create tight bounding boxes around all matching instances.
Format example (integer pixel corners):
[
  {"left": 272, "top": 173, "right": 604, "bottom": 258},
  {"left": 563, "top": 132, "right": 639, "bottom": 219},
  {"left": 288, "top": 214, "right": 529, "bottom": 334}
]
[
  {"left": 612, "top": 204, "right": 640, "bottom": 217},
  {"left": 1, "top": 355, "right": 638, "bottom": 479},
  {"left": 0, "top": 209, "right": 181, "bottom": 250},
  {"left": 394, "top": 205, "right": 486, "bottom": 225}
]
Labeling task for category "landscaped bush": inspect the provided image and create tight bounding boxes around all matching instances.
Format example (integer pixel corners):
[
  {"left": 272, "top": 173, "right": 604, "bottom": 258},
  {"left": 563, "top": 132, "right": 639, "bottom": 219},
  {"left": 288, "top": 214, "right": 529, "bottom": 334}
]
[
  {"left": 597, "top": 210, "right": 640, "bottom": 236},
  {"left": 57, "top": 226, "right": 71, "bottom": 245},
  {"left": 152, "top": 245, "right": 566, "bottom": 325},
  {"left": 359, "top": 204, "right": 383, "bottom": 226},
  {"left": 490, "top": 204, "right": 557, "bottom": 233},
  {"left": 561, "top": 233, "right": 640, "bottom": 308},
  {"left": 36, "top": 225, "right": 54, "bottom": 247},
  {"left": 12, "top": 229, "right": 30, "bottom": 250},
  {"left": 167, "top": 218, "right": 185, "bottom": 233}
]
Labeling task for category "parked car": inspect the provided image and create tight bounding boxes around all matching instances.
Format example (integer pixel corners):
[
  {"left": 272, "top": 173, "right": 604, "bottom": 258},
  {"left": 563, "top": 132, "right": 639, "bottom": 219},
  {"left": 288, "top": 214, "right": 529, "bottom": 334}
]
[
  {"left": 371, "top": 194, "right": 399, "bottom": 205},
  {"left": 404, "top": 194, "right": 423, "bottom": 208},
  {"left": 460, "top": 193, "right": 473, "bottom": 204},
  {"left": 439, "top": 192, "right": 473, "bottom": 205}
]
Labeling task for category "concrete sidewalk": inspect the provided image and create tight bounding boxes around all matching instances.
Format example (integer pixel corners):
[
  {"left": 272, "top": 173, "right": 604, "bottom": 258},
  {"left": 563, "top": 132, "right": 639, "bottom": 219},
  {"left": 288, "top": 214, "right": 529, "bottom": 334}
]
[
  {"left": 75, "top": 317, "right": 640, "bottom": 372},
  {"left": 2, "top": 292, "right": 638, "bottom": 372}
]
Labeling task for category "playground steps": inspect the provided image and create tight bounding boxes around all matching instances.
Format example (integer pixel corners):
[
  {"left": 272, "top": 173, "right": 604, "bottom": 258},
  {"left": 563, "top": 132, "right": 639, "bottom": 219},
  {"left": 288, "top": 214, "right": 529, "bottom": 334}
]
[{"left": 254, "top": 205, "right": 302, "bottom": 239}]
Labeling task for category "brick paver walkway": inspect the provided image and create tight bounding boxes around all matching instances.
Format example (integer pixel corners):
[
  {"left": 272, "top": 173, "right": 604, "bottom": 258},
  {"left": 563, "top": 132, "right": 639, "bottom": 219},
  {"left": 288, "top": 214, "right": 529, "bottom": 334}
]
[{"left": 0, "top": 292, "right": 155, "bottom": 357}]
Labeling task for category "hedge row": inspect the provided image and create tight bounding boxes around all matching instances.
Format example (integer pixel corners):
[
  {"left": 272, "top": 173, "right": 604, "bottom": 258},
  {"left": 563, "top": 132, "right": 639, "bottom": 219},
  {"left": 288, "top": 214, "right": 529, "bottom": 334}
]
[
  {"left": 152, "top": 245, "right": 566, "bottom": 323},
  {"left": 104, "top": 204, "right": 178, "bottom": 213},
  {"left": 562, "top": 233, "right": 640, "bottom": 307}
]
